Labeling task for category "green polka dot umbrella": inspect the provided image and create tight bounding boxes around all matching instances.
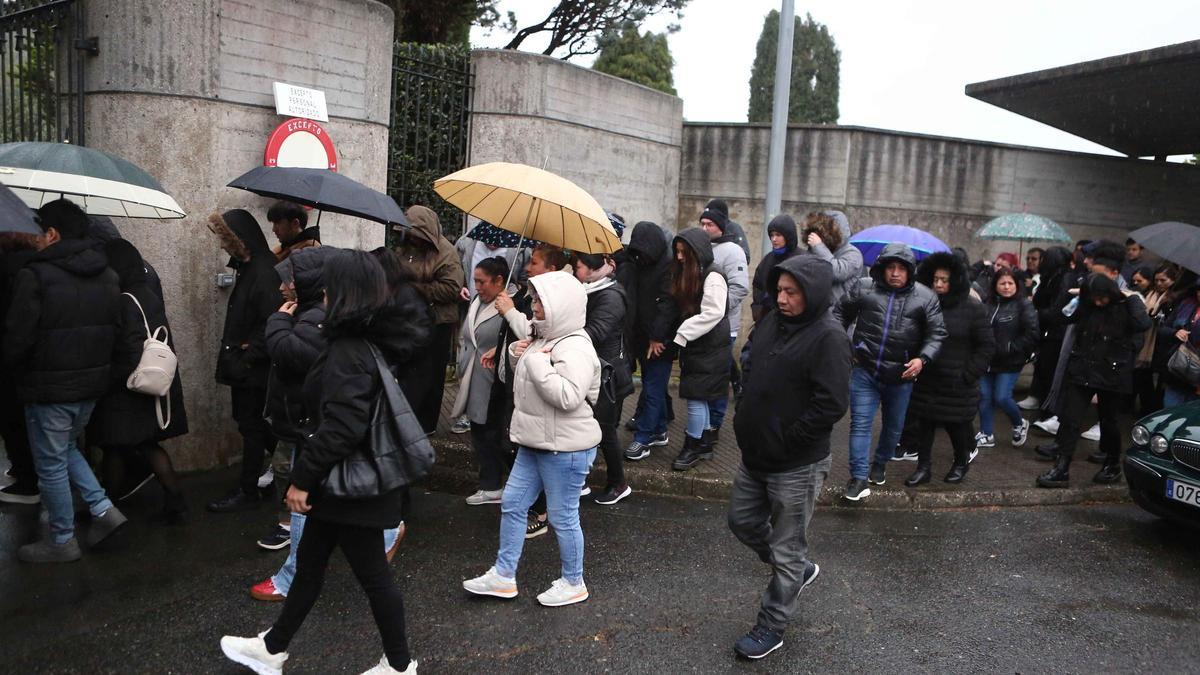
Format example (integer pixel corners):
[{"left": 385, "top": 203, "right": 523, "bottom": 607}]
[{"left": 977, "top": 213, "right": 1072, "bottom": 243}]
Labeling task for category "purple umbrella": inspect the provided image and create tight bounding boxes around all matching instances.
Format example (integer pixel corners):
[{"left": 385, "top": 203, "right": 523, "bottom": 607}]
[{"left": 849, "top": 224, "right": 951, "bottom": 266}]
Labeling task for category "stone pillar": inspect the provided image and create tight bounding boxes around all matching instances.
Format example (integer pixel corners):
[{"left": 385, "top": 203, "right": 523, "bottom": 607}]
[{"left": 80, "top": 0, "right": 394, "bottom": 470}]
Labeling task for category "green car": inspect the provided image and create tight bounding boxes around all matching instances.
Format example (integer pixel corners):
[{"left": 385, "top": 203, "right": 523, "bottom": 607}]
[{"left": 1125, "top": 400, "right": 1200, "bottom": 527}]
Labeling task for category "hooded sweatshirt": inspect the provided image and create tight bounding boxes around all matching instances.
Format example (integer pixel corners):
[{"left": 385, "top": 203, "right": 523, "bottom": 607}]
[
  {"left": 751, "top": 214, "right": 799, "bottom": 321},
  {"left": 808, "top": 210, "right": 864, "bottom": 304},
  {"left": 397, "top": 205, "right": 465, "bottom": 325},
  {"left": 507, "top": 271, "right": 602, "bottom": 452},
  {"left": 735, "top": 256, "right": 851, "bottom": 471},
  {"left": 833, "top": 242, "right": 947, "bottom": 383},
  {"left": 1065, "top": 272, "right": 1151, "bottom": 394},
  {"left": 625, "top": 221, "right": 679, "bottom": 356},
  {"left": 208, "top": 209, "right": 283, "bottom": 388}
]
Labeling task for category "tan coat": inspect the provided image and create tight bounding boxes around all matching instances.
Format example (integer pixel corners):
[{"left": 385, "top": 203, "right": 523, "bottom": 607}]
[{"left": 397, "top": 206, "right": 465, "bottom": 325}]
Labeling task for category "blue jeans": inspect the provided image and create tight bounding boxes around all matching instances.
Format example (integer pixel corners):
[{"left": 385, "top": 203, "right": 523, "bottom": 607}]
[
  {"left": 273, "top": 513, "right": 401, "bottom": 595},
  {"left": 26, "top": 401, "right": 113, "bottom": 544},
  {"left": 847, "top": 368, "right": 913, "bottom": 480},
  {"left": 685, "top": 399, "right": 711, "bottom": 439},
  {"left": 496, "top": 446, "right": 596, "bottom": 584},
  {"left": 634, "top": 358, "right": 673, "bottom": 444},
  {"left": 1163, "top": 385, "right": 1199, "bottom": 409},
  {"left": 978, "top": 372, "right": 1023, "bottom": 436},
  {"left": 707, "top": 335, "right": 736, "bottom": 429}
]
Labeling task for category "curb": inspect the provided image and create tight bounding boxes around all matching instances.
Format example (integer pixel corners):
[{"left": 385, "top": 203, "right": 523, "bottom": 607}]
[{"left": 426, "top": 437, "right": 1131, "bottom": 510}]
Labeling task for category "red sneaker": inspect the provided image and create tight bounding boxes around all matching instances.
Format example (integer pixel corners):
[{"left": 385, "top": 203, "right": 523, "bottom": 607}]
[{"left": 250, "top": 578, "right": 285, "bottom": 602}]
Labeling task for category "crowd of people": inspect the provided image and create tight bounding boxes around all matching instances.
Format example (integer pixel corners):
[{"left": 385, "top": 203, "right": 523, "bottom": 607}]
[{"left": 2, "top": 194, "right": 1198, "bottom": 670}]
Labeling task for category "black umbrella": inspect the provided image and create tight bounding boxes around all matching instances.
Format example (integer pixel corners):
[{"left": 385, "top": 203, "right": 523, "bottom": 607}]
[
  {"left": 1129, "top": 221, "right": 1200, "bottom": 275},
  {"left": 0, "top": 183, "right": 41, "bottom": 235},
  {"left": 227, "top": 166, "right": 408, "bottom": 228}
]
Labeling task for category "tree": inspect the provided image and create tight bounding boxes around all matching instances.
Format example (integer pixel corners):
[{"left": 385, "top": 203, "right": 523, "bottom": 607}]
[
  {"left": 385, "top": 0, "right": 500, "bottom": 45},
  {"left": 592, "top": 23, "right": 676, "bottom": 95},
  {"left": 499, "top": 0, "right": 689, "bottom": 60},
  {"left": 747, "top": 11, "right": 840, "bottom": 124}
]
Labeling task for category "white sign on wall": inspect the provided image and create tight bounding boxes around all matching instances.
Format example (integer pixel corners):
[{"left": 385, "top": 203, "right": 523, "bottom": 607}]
[{"left": 272, "top": 82, "right": 329, "bottom": 122}]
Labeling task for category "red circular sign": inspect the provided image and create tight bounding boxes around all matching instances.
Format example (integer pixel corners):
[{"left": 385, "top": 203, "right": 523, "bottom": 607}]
[{"left": 263, "top": 118, "right": 337, "bottom": 170}]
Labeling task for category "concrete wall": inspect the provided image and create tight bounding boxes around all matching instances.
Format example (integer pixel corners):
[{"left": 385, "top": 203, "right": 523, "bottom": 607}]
[
  {"left": 679, "top": 123, "right": 1200, "bottom": 260},
  {"left": 469, "top": 49, "right": 683, "bottom": 235},
  {"left": 81, "top": 0, "right": 393, "bottom": 470}
]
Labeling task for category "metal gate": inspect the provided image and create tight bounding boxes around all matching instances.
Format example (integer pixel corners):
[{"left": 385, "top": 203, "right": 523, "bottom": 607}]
[
  {"left": 387, "top": 43, "right": 472, "bottom": 245},
  {"left": 0, "top": 0, "right": 90, "bottom": 145}
]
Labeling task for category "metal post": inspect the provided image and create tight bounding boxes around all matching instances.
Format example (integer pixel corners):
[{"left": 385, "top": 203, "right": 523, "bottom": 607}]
[{"left": 762, "top": 0, "right": 794, "bottom": 255}]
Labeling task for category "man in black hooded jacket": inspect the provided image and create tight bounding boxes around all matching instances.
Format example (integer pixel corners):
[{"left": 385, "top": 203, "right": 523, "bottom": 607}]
[
  {"left": 728, "top": 255, "right": 850, "bottom": 660},
  {"left": 206, "top": 209, "right": 283, "bottom": 513}
]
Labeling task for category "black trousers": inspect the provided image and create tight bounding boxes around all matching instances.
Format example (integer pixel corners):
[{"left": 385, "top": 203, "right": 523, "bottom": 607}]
[
  {"left": 1053, "top": 383, "right": 1123, "bottom": 466},
  {"left": 1132, "top": 367, "right": 1159, "bottom": 417},
  {"left": 470, "top": 386, "right": 511, "bottom": 492},
  {"left": 231, "top": 386, "right": 276, "bottom": 494},
  {"left": 416, "top": 323, "right": 453, "bottom": 434},
  {"left": 0, "top": 395, "right": 33, "bottom": 485},
  {"left": 913, "top": 416, "right": 975, "bottom": 468},
  {"left": 594, "top": 394, "right": 627, "bottom": 490},
  {"left": 264, "top": 517, "right": 409, "bottom": 667},
  {"left": 1030, "top": 337, "right": 1062, "bottom": 402}
]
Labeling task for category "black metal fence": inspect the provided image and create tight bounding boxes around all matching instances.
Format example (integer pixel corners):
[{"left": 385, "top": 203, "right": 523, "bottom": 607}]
[
  {"left": 0, "top": 0, "right": 90, "bottom": 145},
  {"left": 387, "top": 42, "right": 472, "bottom": 246}
]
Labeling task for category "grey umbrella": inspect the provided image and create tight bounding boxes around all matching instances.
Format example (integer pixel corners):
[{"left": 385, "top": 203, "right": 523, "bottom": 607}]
[
  {"left": 227, "top": 166, "right": 408, "bottom": 228},
  {"left": 1129, "top": 221, "right": 1200, "bottom": 274},
  {"left": 0, "top": 183, "right": 41, "bottom": 235}
]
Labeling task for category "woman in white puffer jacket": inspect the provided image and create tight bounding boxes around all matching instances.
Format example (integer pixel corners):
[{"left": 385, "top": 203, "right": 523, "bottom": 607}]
[{"left": 463, "top": 270, "right": 601, "bottom": 608}]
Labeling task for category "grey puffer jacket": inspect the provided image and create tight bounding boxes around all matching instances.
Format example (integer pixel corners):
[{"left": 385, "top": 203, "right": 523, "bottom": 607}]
[
  {"left": 809, "top": 210, "right": 864, "bottom": 305},
  {"left": 833, "top": 242, "right": 948, "bottom": 384}
]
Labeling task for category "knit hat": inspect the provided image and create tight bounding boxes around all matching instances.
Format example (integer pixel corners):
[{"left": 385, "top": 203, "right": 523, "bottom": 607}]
[
  {"left": 699, "top": 208, "right": 727, "bottom": 232},
  {"left": 705, "top": 199, "right": 730, "bottom": 218}
]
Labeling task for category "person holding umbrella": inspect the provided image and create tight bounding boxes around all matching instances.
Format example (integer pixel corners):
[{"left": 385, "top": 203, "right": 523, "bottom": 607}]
[
  {"left": 206, "top": 209, "right": 283, "bottom": 514},
  {"left": 267, "top": 200, "right": 321, "bottom": 262}
]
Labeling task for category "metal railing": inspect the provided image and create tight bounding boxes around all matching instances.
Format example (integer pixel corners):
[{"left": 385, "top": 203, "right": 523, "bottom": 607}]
[{"left": 0, "top": 0, "right": 90, "bottom": 145}]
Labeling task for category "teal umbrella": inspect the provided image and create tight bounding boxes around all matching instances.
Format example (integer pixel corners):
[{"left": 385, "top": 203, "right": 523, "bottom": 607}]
[{"left": 977, "top": 213, "right": 1071, "bottom": 243}]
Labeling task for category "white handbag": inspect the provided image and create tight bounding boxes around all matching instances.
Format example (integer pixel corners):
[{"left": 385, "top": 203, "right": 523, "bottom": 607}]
[{"left": 122, "top": 292, "right": 177, "bottom": 429}]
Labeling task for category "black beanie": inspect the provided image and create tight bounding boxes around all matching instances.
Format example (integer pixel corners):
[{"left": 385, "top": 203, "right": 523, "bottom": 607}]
[
  {"left": 699, "top": 208, "right": 728, "bottom": 232},
  {"left": 705, "top": 199, "right": 730, "bottom": 218}
]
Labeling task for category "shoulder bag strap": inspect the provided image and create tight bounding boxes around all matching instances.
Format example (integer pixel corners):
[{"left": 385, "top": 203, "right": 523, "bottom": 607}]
[{"left": 122, "top": 292, "right": 152, "bottom": 339}]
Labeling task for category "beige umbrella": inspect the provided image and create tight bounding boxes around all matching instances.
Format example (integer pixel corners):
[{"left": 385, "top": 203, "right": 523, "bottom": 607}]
[{"left": 433, "top": 161, "right": 621, "bottom": 254}]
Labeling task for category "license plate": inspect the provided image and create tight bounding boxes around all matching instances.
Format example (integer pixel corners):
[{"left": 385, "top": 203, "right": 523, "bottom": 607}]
[{"left": 1165, "top": 478, "right": 1200, "bottom": 509}]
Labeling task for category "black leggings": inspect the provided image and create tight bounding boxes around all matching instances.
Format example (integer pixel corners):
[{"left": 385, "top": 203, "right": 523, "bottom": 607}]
[
  {"left": 594, "top": 394, "right": 627, "bottom": 489},
  {"left": 265, "top": 517, "right": 409, "bottom": 666},
  {"left": 913, "top": 416, "right": 975, "bottom": 468}
]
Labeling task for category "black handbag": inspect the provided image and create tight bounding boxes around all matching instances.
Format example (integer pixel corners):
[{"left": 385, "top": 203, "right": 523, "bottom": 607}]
[
  {"left": 1167, "top": 342, "right": 1200, "bottom": 387},
  {"left": 322, "top": 343, "right": 436, "bottom": 499}
]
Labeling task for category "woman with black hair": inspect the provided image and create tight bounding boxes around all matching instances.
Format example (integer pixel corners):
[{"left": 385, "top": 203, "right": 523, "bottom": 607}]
[
  {"left": 454, "top": 255, "right": 512, "bottom": 505},
  {"left": 88, "top": 239, "right": 189, "bottom": 523},
  {"left": 221, "top": 250, "right": 425, "bottom": 675},
  {"left": 572, "top": 252, "right": 634, "bottom": 504},
  {"left": 668, "top": 227, "right": 732, "bottom": 471},
  {"left": 1020, "top": 246, "right": 1073, "bottom": 411},
  {"left": 977, "top": 267, "right": 1038, "bottom": 449}
]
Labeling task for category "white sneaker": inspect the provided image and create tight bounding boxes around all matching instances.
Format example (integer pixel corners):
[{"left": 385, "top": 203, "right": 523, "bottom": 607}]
[
  {"left": 220, "top": 631, "right": 287, "bottom": 675},
  {"left": 537, "top": 577, "right": 589, "bottom": 607},
  {"left": 580, "top": 486, "right": 592, "bottom": 497},
  {"left": 463, "top": 566, "right": 518, "bottom": 598},
  {"left": 256, "top": 467, "right": 274, "bottom": 489},
  {"left": 1017, "top": 395, "right": 1041, "bottom": 411},
  {"left": 450, "top": 417, "right": 471, "bottom": 434},
  {"left": 465, "top": 489, "right": 503, "bottom": 506},
  {"left": 1033, "top": 416, "right": 1059, "bottom": 435},
  {"left": 1012, "top": 419, "right": 1030, "bottom": 447},
  {"left": 361, "top": 655, "right": 417, "bottom": 674},
  {"left": 1081, "top": 423, "right": 1101, "bottom": 441},
  {"left": 968, "top": 448, "right": 979, "bottom": 464},
  {"left": 974, "top": 432, "right": 995, "bottom": 448}
]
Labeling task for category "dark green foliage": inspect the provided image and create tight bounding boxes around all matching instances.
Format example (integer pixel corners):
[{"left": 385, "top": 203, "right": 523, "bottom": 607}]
[
  {"left": 501, "top": 0, "right": 689, "bottom": 60},
  {"left": 385, "top": 0, "right": 500, "bottom": 45},
  {"left": 592, "top": 23, "right": 676, "bottom": 95},
  {"left": 747, "top": 11, "right": 840, "bottom": 124},
  {"left": 387, "top": 43, "right": 472, "bottom": 245}
]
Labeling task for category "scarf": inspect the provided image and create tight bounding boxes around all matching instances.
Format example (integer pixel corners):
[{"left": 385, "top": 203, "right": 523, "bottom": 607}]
[{"left": 578, "top": 260, "right": 615, "bottom": 285}]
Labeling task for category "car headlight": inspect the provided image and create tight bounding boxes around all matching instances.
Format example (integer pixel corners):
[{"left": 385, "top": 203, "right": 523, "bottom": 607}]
[
  {"left": 1131, "top": 425, "right": 1150, "bottom": 446},
  {"left": 1150, "top": 434, "right": 1169, "bottom": 456}
]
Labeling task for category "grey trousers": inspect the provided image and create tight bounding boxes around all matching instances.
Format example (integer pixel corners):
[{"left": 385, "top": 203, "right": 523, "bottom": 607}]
[{"left": 727, "top": 456, "right": 830, "bottom": 632}]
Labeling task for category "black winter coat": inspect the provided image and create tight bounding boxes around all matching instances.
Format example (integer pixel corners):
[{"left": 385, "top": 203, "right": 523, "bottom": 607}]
[
  {"left": 833, "top": 243, "right": 947, "bottom": 384},
  {"left": 985, "top": 293, "right": 1039, "bottom": 373},
  {"left": 908, "top": 253, "right": 995, "bottom": 422},
  {"left": 1032, "top": 247, "right": 1074, "bottom": 343},
  {"left": 583, "top": 279, "right": 633, "bottom": 398},
  {"left": 211, "top": 209, "right": 282, "bottom": 389},
  {"left": 674, "top": 227, "right": 732, "bottom": 401},
  {"left": 3, "top": 239, "right": 119, "bottom": 403},
  {"left": 88, "top": 283, "right": 189, "bottom": 446},
  {"left": 735, "top": 256, "right": 850, "bottom": 472},
  {"left": 289, "top": 296, "right": 432, "bottom": 529},
  {"left": 1065, "top": 274, "right": 1151, "bottom": 394},
  {"left": 626, "top": 221, "right": 679, "bottom": 361},
  {"left": 751, "top": 214, "right": 799, "bottom": 321}
]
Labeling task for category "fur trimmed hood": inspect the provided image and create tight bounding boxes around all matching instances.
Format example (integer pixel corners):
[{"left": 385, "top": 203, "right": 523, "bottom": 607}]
[
  {"left": 208, "top": 209, "right": 270, "bottom": 265},
  {"left": 916, "top": 251, "right": 970, "bottom": 306}
]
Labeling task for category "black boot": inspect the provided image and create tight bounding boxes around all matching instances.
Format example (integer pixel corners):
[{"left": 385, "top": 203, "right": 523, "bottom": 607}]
[
  {"left": 943, "top": 464, "right": 969, "bottom": 483},
  {"left": 904, "top": 464, "right": 932, "bottom": 487},
  {"left": 1093, "top": 463, "right": 1122, "bottom": 484},
  {"left": 1085, "top": 450, "right": 1107, "bottom": 464},
  {"left": 1037, "top": 456, "right": 1071, "bottom": 488},
  {"left": 672, "top": 435, "right": 711, "bottom": 471},
  {"left": 1034, "top": 442, "right": 1059, "bottom": 461},
  {"left": 206, "top": 487, "right": 262, "bottom": 513},
  {"left": 156, "top": 491, "right": 189, "bottom": 525},
  {"left": 700, "top": 427, "right": 719, "bottom": 452}
]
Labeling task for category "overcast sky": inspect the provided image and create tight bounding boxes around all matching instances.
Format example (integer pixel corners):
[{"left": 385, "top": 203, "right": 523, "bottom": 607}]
[{"left": 471, "top": 0, "right": 1200, "bottom": 158}]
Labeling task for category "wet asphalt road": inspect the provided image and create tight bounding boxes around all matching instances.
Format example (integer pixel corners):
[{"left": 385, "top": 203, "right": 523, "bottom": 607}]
[{"left": 1, "top": 469, "right": 1198, "bottom": 674}]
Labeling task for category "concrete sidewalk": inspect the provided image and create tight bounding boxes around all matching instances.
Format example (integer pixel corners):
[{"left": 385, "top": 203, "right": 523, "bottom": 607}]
[{"left": 431, "top": 376, "right": 1131, "bottom": 510}]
